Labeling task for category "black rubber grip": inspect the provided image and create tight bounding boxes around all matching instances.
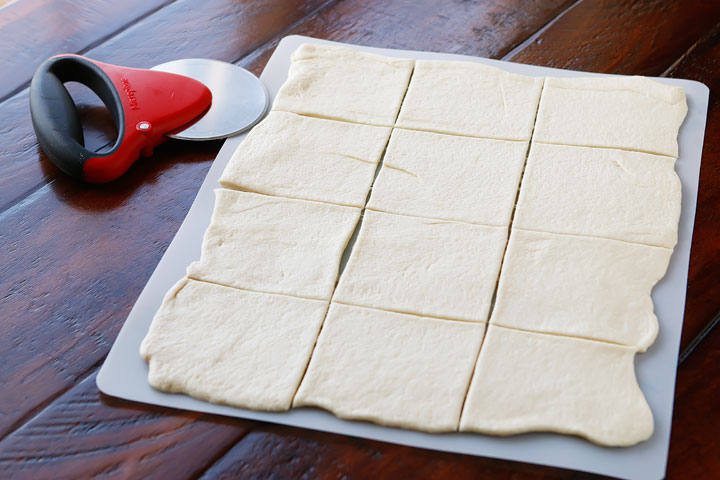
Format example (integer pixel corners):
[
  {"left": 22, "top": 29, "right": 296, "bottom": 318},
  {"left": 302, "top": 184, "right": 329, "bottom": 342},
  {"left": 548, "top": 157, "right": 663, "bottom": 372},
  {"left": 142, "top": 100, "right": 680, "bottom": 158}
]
[{"left": 29, "top": 55, "right": 125, "bottom": 180}]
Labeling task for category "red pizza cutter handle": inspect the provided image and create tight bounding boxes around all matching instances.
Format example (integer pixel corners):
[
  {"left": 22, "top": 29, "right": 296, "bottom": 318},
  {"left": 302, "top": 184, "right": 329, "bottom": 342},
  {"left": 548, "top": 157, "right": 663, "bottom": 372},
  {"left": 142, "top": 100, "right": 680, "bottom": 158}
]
[{"left": 29, "top": 55, "right": 212, "bottom": 183}]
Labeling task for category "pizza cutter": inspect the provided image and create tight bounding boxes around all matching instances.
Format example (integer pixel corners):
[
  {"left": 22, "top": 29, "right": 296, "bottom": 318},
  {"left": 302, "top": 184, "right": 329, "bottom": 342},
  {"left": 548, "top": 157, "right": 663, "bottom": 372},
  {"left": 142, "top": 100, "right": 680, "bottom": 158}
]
[{"left": 29, "top": 55, "right": 269, "bottom": 183}]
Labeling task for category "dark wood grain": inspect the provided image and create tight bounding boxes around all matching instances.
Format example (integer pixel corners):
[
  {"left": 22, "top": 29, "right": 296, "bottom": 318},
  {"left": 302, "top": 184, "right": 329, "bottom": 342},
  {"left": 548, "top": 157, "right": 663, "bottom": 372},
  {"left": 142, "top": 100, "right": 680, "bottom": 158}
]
[
  {"left": 0, "top": 0, "right": 718, "bottom": 478},
  {"left": 0, "top": 0, "right": 332, "bottom": 212},
  {"left": 0, "top": 0, "right": 579, "bottom": 445},
  {"left": 0, "top": 0, "right": 173, "bottom": 102},
  {"left": 199, "top": 424, "right": 603, "bottom": 480},
  {"left": 0, "top": 372, "right": 254, "bottom": 479},
  {"left": 667, "top": 316, "right": 720, "bottom": 478},
  {"left": 507, "top": 0, "right": 720, "bottom": 76}
]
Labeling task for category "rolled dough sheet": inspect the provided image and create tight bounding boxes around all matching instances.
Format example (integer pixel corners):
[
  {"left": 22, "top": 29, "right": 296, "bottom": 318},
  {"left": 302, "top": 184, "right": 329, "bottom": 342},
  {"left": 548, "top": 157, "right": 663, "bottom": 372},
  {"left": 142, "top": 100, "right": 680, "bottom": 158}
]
[
  {"left": 294, "top": 303, "right": 485, "bottom": 432},
  {"left": 219, "top": 112, "right": 391, "bottom": 208},
  {"left": 272, "top": 43, "right": 414, "bottom": 126},
  {"left": 334, "top": 210, "right": 507, "bottom": 322},
  {"left": 396, "top": 59, "right": 544, "bottom": 141},
  {"left": 186, "top": 189, "right": 360, "bottom": 300},
  {"left": 367, "top": 128, "right": 528, "bottom": 226},
  {"left": 490, "top": 229, "right": 672, "bottom": 351},
  {"left": 460, "top": 325, "right": 653, "bottom": 447},
  {"left": 513, "top": 142, "right": 681, "bottom": 248},
  {"left": 140, "top": 278, "right": 328, "bottom": 411},
  {"left": 534, "top": 76, "right": 687, "bottom": 157}
]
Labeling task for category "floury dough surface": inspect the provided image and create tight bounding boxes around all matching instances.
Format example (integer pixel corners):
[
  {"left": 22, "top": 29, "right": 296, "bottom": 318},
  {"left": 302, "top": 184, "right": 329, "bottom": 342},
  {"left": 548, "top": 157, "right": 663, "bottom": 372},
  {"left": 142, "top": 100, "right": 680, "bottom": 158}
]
[
  {"left": 333, "top": 210, "right": 508, "bottom": 322},
  {"left": 460, "top": 325, "right": 654, "bottom": 447},
  {"left": 220, "top": 112, "right": 391, "bottom": 207},
  {"left": 490, "top": 229, "right": 672, "bottom": 351},
  {"left": 534, "top": 76, "right": 687, "bottom": 157},
  {"left": 294, "top": 303, "right": 485, "bottom": 432},
  {"left": 396, "top": 59, "right": 544, "bottom": 141},
  {"left": 367, "top": 128, "right": 528, "bottom": 226},
  {"left": 272, "top": 43, "right": 414, "bottom": 126},
  {"left": 513, "top": 142, "right": 681, "bottom": 248},
  {"left": 186, "top": 189, "right": 360, "bottom": 300},
  {"left": 140, "top": 279, "right": 328, "bottom": 411}
]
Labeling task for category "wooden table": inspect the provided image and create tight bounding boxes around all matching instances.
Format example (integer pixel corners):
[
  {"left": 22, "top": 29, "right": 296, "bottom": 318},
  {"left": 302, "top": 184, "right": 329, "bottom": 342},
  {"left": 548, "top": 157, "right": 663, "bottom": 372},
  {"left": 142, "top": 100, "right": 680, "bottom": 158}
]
[{"left": 0, "top": 1, "right": 718, "bottom": 478}]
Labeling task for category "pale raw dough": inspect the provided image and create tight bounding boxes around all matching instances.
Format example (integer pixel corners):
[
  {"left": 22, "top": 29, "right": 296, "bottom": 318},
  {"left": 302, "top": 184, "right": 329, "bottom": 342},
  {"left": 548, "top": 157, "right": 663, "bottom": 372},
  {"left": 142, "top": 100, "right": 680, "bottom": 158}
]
[
  {"left": 491, "top": 229, "right": 672, "bottom": 351},
  {"left": 367, "top": 128, "right": 528, "bottom": 226},
  {"left": 534, "top": 76, "right": 687, "bottom": 157},
  {"left": 272, "top": 43, "right": 414, "bottom": 126},
  {"left": 513, "top": 143, "right": 681, "bottom": 248},
  {"left": 140, "top": 278, "right": 328, "bottom": 411},
  {"left": 396, "top": 59, "right": 544, "bottom": 141},
  {"left": 334, "top": 210, "right": 507, "bottom": 322},
  {"left": 460, "top": 325, "right": 653, "bottom": 447},
  {"left": 294, "top": 303, "right": 485, "bottom": 432},
  {"left": 219, "top": 112, "right": 391, "bottom": 207},
  {"left": 186, "top": 189, "right": 360, "bottom": 300}
]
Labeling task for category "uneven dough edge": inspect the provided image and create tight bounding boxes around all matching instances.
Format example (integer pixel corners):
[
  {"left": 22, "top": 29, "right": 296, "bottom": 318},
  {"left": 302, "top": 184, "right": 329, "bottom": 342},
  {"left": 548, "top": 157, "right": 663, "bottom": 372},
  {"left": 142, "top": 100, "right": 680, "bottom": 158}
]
[
  {"left": 140, "top": 278, "right": 329, "bottom": 411},
  {"left": 459, "top": 326, "right": 654, "bottom": 447},
  {"left": 294, "top": 304, "right": 486, "bottom": 432},
  {"left": 489, "top": 229, "right": 673, "bottom": 351}
]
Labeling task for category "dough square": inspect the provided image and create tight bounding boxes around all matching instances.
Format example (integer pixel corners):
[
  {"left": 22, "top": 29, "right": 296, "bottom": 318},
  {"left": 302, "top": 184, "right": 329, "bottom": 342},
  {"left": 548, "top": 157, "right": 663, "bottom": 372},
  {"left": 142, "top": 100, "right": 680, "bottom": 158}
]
[
  {"left": 220, "top": 112, "right": 391, "bottom": 207},
  {"left": 367, "top": 128, "right": 528, "bottom": 226},
  {"left": 187, "top": 189, "right": 360, "bottom": 300},
  {"left": 272, "top": 43, "right": 414, "bottom": 126},
  {"left": 140, "top": 278, "right": 328, "bottom": 411},
  {"left": 294, "top": 303, "right": 485, "bottom": 432},
  {"left": 396, "top": 59, "right": 544, "bottom": 141},
  {"left": 534, "top": 76, "right": 687, "bottom": 157},
  {"left": 513, "top": 143, "right": 681, "bottom": 248},
  {"left": 459, "top": 325, "right": 653, "bottom": 447},
  {"left": 491, "top": 229, "right": 672, "bottom": 351},
  {"left": 334, "top": 210, "right": 507, "bottom": 322}
]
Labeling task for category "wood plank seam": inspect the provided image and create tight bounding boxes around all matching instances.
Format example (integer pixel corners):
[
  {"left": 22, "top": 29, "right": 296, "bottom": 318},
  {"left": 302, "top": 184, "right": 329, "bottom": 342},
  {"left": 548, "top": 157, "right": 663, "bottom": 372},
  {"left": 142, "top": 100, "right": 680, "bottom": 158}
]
[
  {"left": 679, "top": 309, "right": 720, "bottom": 364},
  {"left": 660, "top": 21, "right": 720, "bottom": 78},
  {"left": 501, "top": 0, "right": 584, "bottom": 61},
  {"left": 0, "top": 355, "right": 105, "bottom": 443},
  {"left": 0, "top": 0, "right": 180, "bottom": 105}
]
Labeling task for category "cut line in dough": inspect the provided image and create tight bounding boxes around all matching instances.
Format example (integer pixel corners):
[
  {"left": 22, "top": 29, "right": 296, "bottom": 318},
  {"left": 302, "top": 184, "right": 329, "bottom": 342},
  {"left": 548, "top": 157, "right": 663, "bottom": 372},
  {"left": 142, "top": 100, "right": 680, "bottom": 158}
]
[
  {"left": 220, "top": 112, "right": 391, "bottom": 208},
  {"left": 187, "top": 189, "right": 361, "bottom": 300},
  {"left": 272, "top": 43, "right": 414, "bottom": 126},
  {"left": 140, "top": 278, "right": 329, "bottom": 411},
  {"left": 367, "top": 128, "right": 528, "bottom": 226},
  {"left": 334, "top": 210, "right": 508, "bottom": 322},
  {"left": 294, "top": 303, "right": 486, "bottom": 432},
  {"left": 460, "top": 325, "right": 653, "bottom": 447},
  {"left": 514, "top": 142, "right": 681, "bottom": 248},
  {"left": 396, "top": 59, "right": 544, "bottom": 141},
  {"left": 534, "top": 76, "right": 687, "bottom": 157},
  {"left": 490, "top": 229, "right": 672, "bottom": 351}
]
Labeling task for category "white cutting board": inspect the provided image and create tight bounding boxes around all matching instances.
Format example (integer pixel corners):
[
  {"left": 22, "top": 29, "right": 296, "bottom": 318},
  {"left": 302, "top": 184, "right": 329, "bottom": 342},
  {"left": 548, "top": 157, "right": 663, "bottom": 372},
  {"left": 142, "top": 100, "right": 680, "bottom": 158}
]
[{"left": 97, "top": 35, "right": 710, "bottom": 480}]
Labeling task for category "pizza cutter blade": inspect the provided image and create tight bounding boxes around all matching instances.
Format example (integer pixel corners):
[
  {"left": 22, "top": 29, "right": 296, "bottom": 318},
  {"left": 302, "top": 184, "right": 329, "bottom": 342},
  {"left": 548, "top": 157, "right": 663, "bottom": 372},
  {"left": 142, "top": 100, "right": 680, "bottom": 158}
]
[{"left": 152, "top": 58, "right": 269, "bottom": 141}]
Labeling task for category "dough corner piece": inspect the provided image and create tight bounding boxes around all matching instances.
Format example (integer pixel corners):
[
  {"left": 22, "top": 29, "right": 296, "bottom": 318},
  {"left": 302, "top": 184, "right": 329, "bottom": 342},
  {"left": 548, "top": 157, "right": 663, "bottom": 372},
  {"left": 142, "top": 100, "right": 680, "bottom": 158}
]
[
  {"left": 293, "top": 303, "right": 486, "bottom": 432},
  {"left": 272, "top": 43, "right": 414, "bottom": 126},
  {"left": 459, "top": 326, "right": 654, "bottom": 447},
  {"left": 535, "top": 76, "right": 687, "bottom": 157},
  {"left": 140, "top": 278, "right": 328, "bottom": 411}
]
